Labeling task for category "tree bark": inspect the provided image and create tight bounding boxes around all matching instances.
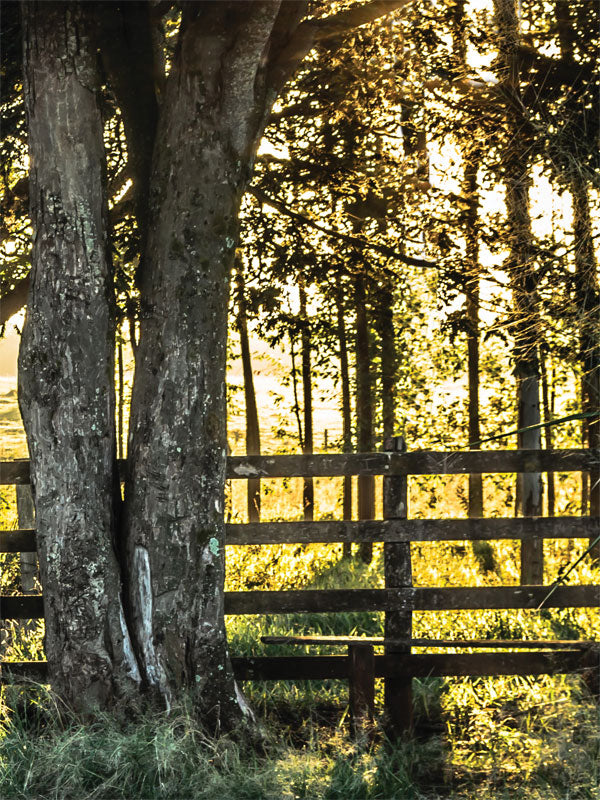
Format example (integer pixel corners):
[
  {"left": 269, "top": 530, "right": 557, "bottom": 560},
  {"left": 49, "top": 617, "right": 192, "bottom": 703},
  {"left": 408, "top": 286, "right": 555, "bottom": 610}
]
[
  {"left": 377, "top": 283, "right": 396, "bottom": 442},
  {"left": 337, "top": 284, "right": 353, "bottom": 556},
  {"left": 355, "top": 273, "right": 374, "bottom": 563},
  {"left": 122, "top": 3, "right": 281, "bottom": 724},
  {"left": 540, "top": 346, "right": 555, "bottom": 517},
  {"left": 19, "top": 2, "right": 140, "bottom": 711},
  {"left": 236, "top": 258, "right": 261, "bottom": 523},
  {"left": 299, "top": 281, "right": 314, "bottom": 520},
  {"left": 494, "top": 0, "right": 544, "bottom": 584},
  {"left": 570, "top": 175, "right": 600, "bottom": 559}
]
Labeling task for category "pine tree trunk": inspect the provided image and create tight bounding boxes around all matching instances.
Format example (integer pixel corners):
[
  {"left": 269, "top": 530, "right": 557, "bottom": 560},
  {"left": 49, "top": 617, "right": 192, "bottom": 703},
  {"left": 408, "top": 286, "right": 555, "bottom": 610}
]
[
  {"left": 236, "top": 260, "right": 261, "bottom": 523},
  {"left": 494, "top": 0, "right": 544, "bottom": 584},
  {"left": 337, "top": 286, "right": 353, "bottom": 556},
  {"left": 355, "top": 273, "right": 374, "bottom": 563},
  {"left": 570, "top": 175, "right": 600, "bottom": 559},
  {"left": 541, "top": 347, "right": 555, "bottom": 517},
  {"left": 122, "top": 4, "right": 281, "bottom": 723},
  {"left": 19, "top": 3, "right": 140, "bottom": 710},
  {"left": 377, "top": 284, "right": 396, "bottom": 441},
  {"left": 300, "top": 282, "right": 314, "bottom": 521}
]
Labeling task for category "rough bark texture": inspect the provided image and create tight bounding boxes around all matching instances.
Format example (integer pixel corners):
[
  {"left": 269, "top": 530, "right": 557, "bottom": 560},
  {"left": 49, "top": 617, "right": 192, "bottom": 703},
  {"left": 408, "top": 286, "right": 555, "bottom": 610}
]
[
  {"left": 19, "top": 2, "right": 140, "bottom": 710},
  {"left": 236, "top": 259, "right": 261, "bottom": 523},
  {"left": 355, "top": 273, "right": 375, "bottom": 563},
  {"left": 123, "top": 3, "right": 281, "bottom": 723},
  {"left": 494, "top": 0, "right": 543, "bottom": 584}
]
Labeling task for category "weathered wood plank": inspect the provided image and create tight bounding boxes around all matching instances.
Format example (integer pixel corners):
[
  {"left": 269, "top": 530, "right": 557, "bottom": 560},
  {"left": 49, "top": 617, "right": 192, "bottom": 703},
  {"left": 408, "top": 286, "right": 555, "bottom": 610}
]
[
  {"left": 261, "top": 635, "right": 597, "bottom": 650},
  {"left": 0, "top": 518, "right": 593, "bottom": 552},
  {"left": 0, "top": 595, "right": 43, "bottom": 619},
  {"left": 0, "top": 661, "right": 49, "bottom": 683},
  {"left": 348, "top": 644, "right": 375, "bottom": 736},
  {"left": 224, "top": 585, "right": 599, "bottom": 614},
  {"left": 226, "top": 516, "right": 595, "bottom": 544},
  {"left": 1, "top": 650, "right": 592, "bottom": 686},
  {"left": 2, "top": 450, "right": 596, "bottom": 485},
  {"left": 226, "top": 450, "right": 598, "bottom": 479},
  {"left": 3, "top": 585, "right": 596, "bottom": 620},
  {"left": 0, "top": 530, "right": 37, "bottom": 553},
  {"left": 231, "top": 650, "right": 591, "bottom": 681}
]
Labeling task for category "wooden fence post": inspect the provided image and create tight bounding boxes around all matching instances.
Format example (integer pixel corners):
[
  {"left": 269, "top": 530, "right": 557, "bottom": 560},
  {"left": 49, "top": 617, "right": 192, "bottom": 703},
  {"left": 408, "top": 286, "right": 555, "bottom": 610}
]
[
  {"left": 383, "top": 435, "right": 413, "bottom": 737},
  {"left": 16, "top": 483, "right": 37, "bottom": 594},
  {"left": 348, "top": 643, "right": 375, "bottom": 738}
]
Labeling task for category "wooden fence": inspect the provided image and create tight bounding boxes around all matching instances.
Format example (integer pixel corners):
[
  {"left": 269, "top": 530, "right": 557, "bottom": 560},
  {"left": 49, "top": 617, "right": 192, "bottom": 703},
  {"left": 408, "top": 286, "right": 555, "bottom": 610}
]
[{"left": 1, "top": 445, "right": 599, "bottom": 734}]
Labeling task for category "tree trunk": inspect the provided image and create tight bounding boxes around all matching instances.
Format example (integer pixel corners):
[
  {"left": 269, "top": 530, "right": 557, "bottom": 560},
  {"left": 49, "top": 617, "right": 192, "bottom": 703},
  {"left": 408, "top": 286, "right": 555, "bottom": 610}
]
[
  {"left": 494, "top": 0, "right": 544, "bottom": 584},
  {"left": 337, "top": 285, "right": 353, "bottom": 556},
  {"left": 122, "top": 3, "right": 280, "bottom": 724},
  {"left": 570, "top": 175, "right": 600, "bottom": 559},
  {"left": 299, "top": 282, "right": 314, "bottom": 521},
  {"left": 236, "top": 259, "right": 261, "bottom": 523},
  {"left": 355, "top": 273, "right": 374, "bottom": 563},
  {"left": 19, "top": 2, "right": 140, "bottom": 711},
  {"left": 377, "top": 283, "right": 396, "bottom": 442},
  {"left": 540, "top": 347, "right": 555, "bottom": 517}
]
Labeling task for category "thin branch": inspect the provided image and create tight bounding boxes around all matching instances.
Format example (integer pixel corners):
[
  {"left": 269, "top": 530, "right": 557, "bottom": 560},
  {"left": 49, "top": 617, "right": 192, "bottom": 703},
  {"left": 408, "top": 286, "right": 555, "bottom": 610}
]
[{"left": 249, "top": 187, "right": 436, "bottom": 268}]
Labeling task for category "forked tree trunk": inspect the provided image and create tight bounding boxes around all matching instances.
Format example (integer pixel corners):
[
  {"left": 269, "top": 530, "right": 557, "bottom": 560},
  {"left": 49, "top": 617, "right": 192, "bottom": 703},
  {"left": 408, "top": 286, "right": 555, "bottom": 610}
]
[
  {"left": 19, "top": 3, "right": 140, "bottom": 710},
  {"left": 355, "top": 273, "right": 375, "bottom": 563},
  {"left": 337, "top": 285, "right": 353, "bottom": 556},
  {"left": 122, "top": 4, "right": 281, "bottom": 723},
  {"left": 494, "top": 0, "right": 543, "bottom": 584},
  {"left": 236, "top": 259, "right": 261, "bottom": 523},
  {"left": 299, "top": 282, "right": 314, "bottom": 520}
]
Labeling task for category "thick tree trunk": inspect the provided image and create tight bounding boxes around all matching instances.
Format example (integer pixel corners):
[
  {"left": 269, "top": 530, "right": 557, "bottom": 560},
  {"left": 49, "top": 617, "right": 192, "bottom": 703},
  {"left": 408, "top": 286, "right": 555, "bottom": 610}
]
[
  {"left": 299, "top": 282, "right": 314, "bottom": 520},
  {"left": 123, "top": 4, "right": 280, "bottom": 724},
  {"left": 236, "top": 260, "right": 261, "bottom": 523},
  {"left": 495, "top": 0, "right": 544, "bottom": 584},
  {"left": 355, "top": 273, "right": 375, "bottom": 563},
  {"left": 19, "top": 3, "right": 140, "bottom": 710},
  {"left": 337, "top": 286, "right": 353, "bottom": 556}
]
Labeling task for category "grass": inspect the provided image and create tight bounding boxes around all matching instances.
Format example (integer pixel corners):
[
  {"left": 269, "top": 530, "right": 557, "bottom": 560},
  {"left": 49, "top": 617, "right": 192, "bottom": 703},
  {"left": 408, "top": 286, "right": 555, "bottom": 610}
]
[{"left": 1, "top": 458, "right": 599, "bottom": 798}]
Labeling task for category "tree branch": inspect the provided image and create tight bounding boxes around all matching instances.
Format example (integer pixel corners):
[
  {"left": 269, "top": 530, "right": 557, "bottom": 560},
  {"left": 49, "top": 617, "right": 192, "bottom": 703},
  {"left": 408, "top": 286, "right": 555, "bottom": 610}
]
[
  {"left": 249, "top": 187, "right": 436, "bottom": 268},
  {"left": 268, "top": 0, "right": 412, "bottom": 93}
]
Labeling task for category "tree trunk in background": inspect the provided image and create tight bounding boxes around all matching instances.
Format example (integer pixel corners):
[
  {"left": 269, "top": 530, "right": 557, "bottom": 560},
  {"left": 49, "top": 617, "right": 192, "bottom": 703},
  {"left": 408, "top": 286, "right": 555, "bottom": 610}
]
[
  {"left": 494, "top": 0, "right": 544, "bottom": 585},
  {"left": 236, "top": 259, "right": 261, "bottom": 523},
  {"left": 355, "top": 273, "right": 374, "bottom": 563},
  {"left": 462, "top": 160, "right": 496, "bottom": 572},
  {"left": 19, "top": 3, "right": 140, "bottom": 711},
  {"left": 540, "top": 347, "right": 555, "bottom": 517},
  {"left": 299, "top": 282, "right": 314, "bottom": 520},
  {"left": 377, "top": 283, "right": 396, "bottom": 442},
  {"left": 570, "top": 176, "right": 600, "bottom": 558},
  {"left": 337, "top": 285, "right": 353, "bottom": 557},
  {"left": 123, "top": 3, "right": 281, "bottom": 724}
]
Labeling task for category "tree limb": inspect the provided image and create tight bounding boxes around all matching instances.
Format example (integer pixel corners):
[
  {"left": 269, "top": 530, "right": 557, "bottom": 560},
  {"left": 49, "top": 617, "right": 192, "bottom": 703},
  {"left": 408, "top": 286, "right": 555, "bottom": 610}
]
[
  {"left": 249, "top": 187, "right": 436, "bottom": 268},
  {"left": 0, "top": 274, "right": 30, "bottom": 325},
  {"left": 268, "top": 0, "right": 412, "bottom": 93}
]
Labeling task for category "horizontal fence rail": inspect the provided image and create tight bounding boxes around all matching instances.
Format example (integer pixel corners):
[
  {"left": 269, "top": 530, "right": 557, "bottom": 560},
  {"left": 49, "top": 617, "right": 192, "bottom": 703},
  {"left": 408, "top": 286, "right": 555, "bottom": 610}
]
[
  {"left": 3, "top": 517, "right": 597, "bottom": 553},
  {"left": 2, "top": 585, "right": 597, "bottom": 620},
  {"left": 2, "top": 650, "right": 596, "bottom": 686},
  {"left": 1, "top": 449, "right": 598, "bottom": 484}
]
